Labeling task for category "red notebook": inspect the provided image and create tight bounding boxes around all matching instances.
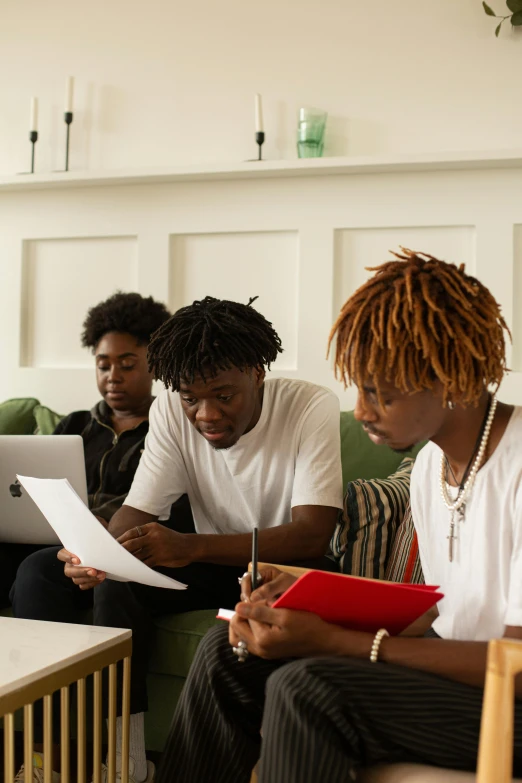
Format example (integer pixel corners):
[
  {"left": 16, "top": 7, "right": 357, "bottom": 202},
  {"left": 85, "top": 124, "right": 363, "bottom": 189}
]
[{"left": 269, "top": 571, "right": 443, "bottom": 636}]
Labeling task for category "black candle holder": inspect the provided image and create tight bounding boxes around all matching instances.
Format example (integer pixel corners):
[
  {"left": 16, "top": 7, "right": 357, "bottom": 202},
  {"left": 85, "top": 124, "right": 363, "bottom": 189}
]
[
  {"left": 29, "top": 131, "right": 38, "bottom": 173},
  {"left": 64, "top": 111, "right": 73, "bottom": 172},
  {"left": 256, "top": 131, "right": 265, "bottom": 161},
  {"left": 18, "top": 131, "right": 38, "bottom": 175}
]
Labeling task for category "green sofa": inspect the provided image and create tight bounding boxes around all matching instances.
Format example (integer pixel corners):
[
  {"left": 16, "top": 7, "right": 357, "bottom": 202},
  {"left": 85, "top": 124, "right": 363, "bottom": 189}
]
[{"left": 0, "top": 398, "right": 421, "bottom": 752}]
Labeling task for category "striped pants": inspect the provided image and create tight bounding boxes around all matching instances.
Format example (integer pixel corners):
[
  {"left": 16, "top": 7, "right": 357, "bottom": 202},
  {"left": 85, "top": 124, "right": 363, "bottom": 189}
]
[{"left": 158, "top": 624, "right": 522, "bottom": 783}]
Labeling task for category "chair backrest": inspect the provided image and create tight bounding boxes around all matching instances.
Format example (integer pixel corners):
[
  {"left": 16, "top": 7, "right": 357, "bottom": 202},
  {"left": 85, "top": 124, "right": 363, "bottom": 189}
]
[{"left": 477, "top": 637, "right": 522, "bottom": 783}]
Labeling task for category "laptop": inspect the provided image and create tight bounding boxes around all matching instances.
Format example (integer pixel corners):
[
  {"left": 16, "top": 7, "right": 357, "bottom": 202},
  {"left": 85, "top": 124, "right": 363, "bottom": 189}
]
[{"left": 0, "top": 435, "right": 88, "bottom": 545}]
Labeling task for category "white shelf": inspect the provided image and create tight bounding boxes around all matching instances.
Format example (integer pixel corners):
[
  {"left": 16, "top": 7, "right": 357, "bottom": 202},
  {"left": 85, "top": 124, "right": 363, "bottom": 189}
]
[{"left": 2, "top": 150, "right": 522, "bottom": 192}]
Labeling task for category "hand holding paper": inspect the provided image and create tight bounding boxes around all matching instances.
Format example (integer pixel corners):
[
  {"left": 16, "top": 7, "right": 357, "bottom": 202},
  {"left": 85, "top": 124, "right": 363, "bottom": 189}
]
[
  {"left": 57, "top": 547, "right": 106, "bottom": 591},
  {"left": 117, "top": 522, "right": 196, "bottom": 569},
  {"left": 17, "top": 476, "right": 186, "bottom": 590}
]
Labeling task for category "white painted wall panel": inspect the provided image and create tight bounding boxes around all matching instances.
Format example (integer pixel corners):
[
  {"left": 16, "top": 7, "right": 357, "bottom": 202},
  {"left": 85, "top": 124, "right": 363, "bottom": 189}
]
[
  {"left": 512, "top": 226, "right": 522, "bottom": 375},
  {"left": 169, "top": 231, "right": 299, "bottom": 371},
  {"left": 333, "top": 226, "right": 476, "bottom": 320},
  {"left": 20, "top": 236, "right": 138, "bottom": 369}
]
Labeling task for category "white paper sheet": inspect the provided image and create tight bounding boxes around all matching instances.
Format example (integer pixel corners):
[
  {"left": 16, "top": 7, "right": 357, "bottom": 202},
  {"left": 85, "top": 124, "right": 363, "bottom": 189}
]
[
  {"left": 17, "top": 475, "right": 187, "bottom": 590},
  {"left": 217, "top": 608, "right": 235, "bottom": 621}
]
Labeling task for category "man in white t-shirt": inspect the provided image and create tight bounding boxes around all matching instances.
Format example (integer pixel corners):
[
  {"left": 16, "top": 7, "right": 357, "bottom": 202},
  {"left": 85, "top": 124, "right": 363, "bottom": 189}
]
[
  {"left": 159, "top": 251, "right": 522, "bottom": 783},
  {"left": 60, "top": 295, "right": 343, "bottom": 783}
]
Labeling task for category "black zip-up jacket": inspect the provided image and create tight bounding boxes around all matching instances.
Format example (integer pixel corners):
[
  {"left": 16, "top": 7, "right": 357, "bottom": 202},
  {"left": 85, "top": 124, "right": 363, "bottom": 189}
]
[{"left": 54, "top": 400, "right": 193, "bottom": 530}]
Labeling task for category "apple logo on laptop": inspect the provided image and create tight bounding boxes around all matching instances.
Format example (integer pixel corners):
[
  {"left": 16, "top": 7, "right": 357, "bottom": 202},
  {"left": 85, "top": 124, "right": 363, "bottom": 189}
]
[{"left": 9, "top": 480, "right": 22, "bottom": 498}]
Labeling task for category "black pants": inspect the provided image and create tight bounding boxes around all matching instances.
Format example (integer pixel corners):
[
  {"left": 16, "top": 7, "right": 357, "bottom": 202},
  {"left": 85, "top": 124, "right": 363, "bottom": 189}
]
[
  {"left": 92, "top": 562, "right": 244, "bottom": 713},
  {"left": 11, "top": 546, "right": 244, "bottom": 716},
  {"left": 158, "top": 624, "right": 522, "bottom": 783},
  {"left": 0, "top": 543, "right": 48, "bottom": 609},
  {"left": 10, "top": 546, "right": 93, "bottom": 620}
]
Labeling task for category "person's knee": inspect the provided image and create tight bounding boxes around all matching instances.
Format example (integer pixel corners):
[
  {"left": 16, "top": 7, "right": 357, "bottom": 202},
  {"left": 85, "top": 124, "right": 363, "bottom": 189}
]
[
  {"left": 204, "top": 623, "right": 230, "bottom": 650},
  {"left": 12, "top": 546, "right": 62, "bottom": 597},
  {"left": 92, "top": 577, "right": 146, "bottom": 625},
  {"left": 10, "top": 546, "right": 66, "bottom": 616},
  {"left": 266, "top": 659, "right": 309, "bottom": 699},
  {"left": 264, "top": 657, "right": 349, "bottom": 719},
  {"left": 193, "top": 624, "right": 231, "bottom": 672},
  {"left": 202, "top": 623, "right": 229, "bottom": 648},
  {"left": 266, "top": 656, "right": 387, "bottom": 719},
  {"left": 264, "top": 659, "right": 311, "bottom": 719},
  {"left": 93, "top": 577, "right": 129, "bottom": 612}
]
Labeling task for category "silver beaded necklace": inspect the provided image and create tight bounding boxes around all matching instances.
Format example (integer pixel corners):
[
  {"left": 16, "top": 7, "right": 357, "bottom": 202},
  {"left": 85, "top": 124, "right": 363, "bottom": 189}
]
[{"left": 439, "top": 395, "right": 498, "bottom": 563}]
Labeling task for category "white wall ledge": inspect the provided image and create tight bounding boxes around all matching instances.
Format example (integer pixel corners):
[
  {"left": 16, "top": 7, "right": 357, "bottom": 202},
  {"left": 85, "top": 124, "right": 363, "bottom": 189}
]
[{"left": 2, "top": 150, "right": 522, "bottom": 192}]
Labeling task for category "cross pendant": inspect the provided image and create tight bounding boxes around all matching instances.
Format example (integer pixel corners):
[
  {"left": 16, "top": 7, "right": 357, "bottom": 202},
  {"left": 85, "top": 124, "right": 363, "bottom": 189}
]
[{"left": 448, "top": 519, "right": 456, "bottom": 562}]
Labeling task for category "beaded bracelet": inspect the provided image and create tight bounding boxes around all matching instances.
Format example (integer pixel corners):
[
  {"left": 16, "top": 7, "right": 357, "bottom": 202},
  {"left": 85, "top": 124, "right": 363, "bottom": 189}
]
[{"left": 370, "top": 628, "right": 389, "bottom": 663}]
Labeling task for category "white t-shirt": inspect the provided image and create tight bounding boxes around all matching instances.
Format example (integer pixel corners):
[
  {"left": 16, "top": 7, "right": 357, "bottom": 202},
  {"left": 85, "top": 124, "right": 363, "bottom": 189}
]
[
  {"left": 411, "top": 406, "right": 522, "bottom": 641},
  {"left": 124, "top": 378, "right": 343, "bottom": 535}
]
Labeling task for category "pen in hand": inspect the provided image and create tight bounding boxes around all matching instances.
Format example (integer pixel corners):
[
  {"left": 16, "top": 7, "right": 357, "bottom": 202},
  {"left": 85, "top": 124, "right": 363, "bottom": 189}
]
[{"left": 251, "top": 526, "right": 258, "bottom": 592}]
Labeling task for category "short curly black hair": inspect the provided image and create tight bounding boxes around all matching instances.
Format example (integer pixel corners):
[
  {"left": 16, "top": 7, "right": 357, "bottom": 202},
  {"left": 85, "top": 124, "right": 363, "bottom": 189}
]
[{"left": 81, "top": 292, "right": 171, "bottom": 350}]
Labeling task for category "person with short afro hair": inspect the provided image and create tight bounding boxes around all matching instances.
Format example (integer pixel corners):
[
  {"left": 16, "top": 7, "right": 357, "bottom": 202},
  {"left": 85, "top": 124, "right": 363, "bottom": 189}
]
[
  {"left": 7, "top": 290, "right": 174, "bottom": 608},
  {"left": 81, "top": 291, "right": 171, "bottom": 350},
  {"left": 9, "top": 291, "right": 194, "bottom": 783}
]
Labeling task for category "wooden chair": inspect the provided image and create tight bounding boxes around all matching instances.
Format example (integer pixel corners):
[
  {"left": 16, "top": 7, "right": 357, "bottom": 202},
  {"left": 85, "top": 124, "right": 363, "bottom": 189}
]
[
  {"left": 249, "top": 565, "right": 522, "bottom": 782},
  {"left": 476, "top": 637, "right": 522, "bottom": 782}
]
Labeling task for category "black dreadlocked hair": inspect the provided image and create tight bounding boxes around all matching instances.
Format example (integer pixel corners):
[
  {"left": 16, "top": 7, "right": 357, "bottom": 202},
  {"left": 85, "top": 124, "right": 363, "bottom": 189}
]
[
  {"left": 81, "top": 292, "right": 171, "bottom": 349},
  {"left": 147, "top": 296, "right": 283, "bottom": 391}
]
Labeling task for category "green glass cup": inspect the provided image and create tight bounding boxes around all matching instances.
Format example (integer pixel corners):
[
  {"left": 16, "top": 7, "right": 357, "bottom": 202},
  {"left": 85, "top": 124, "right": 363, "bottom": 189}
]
[{"left": 297, "top": 107, "right": 327, "bottom": 158}]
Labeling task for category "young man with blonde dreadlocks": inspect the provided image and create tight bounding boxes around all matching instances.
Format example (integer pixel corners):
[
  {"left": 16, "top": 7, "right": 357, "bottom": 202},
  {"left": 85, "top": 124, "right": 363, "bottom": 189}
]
[
  {"left": 157, "top": 251, "right": 522, "bottom": 783},
  {"left": 62, "top": 295, "right": 343, "bottom": 783}
]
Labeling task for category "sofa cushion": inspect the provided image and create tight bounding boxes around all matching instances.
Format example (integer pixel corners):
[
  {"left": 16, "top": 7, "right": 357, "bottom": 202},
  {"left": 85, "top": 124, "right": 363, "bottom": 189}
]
[
  {"left": 145, "top": 673, "right": 186, "bottom": 752},
  {"left": 0, "top": 398, "right": 40, "bottom": 434},
  {"left": 385, "top": 501, "right": 424, "bottom": 584},
  {"left": 34, "top": 404, "right": 63, "bottom": 434},
  {"left": 331, "top": 458, "right": 413, "bottom": 579},
  {"left": 339, "top": 411, "right": 424, "bottom": 487},
  {"left": 149, "top": 609, "right": 221, "bottom": 679}
]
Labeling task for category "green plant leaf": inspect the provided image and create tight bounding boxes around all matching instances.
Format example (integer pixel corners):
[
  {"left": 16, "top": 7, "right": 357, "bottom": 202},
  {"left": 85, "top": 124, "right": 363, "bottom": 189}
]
[
  {"left": 496, "top": 21, "right": 502, "bottom": 34},
  {"left": 511, "top": 9, "right": 522, "bottom": 22},
  {"left": 507, "top": 0, "right": 522, "bottom": 13},
  {"left": 483, "top": 1, "right": 496, "bottom": 15}
]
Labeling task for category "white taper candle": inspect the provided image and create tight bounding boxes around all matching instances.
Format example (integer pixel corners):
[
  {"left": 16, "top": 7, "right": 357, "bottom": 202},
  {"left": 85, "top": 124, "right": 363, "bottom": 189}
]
[
  {"left": 30, "top": 97, "right": 38, "bottom": 132},
  {"left": 65, "top": 76, "right": 74, "bottom": 113},
  {"left": 255, "top": 94, "right": 263, "bottom": 133}
]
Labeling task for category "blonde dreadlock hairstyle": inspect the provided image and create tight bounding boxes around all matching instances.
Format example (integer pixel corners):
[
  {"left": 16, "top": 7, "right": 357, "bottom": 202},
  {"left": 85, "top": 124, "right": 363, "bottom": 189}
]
[{"left": 328, "top": 249, "right": 510, "bottom": 406}]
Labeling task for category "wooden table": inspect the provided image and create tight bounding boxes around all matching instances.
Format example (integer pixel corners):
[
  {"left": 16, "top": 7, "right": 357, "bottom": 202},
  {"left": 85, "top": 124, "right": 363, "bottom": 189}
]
[{"left": 0, "top": 617, "right": 131, "bottom": 783}]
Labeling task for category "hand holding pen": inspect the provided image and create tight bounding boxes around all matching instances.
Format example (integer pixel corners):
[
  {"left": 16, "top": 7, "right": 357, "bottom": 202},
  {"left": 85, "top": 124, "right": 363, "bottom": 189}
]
[{"left": 238, "top": 526, "right": 262, "bottom": 600}]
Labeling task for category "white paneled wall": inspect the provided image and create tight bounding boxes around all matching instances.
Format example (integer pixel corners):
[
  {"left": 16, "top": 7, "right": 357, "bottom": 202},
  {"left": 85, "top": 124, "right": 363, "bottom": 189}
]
[
  {"left": 513, "top": 225, "right": 522, "bottom": 375},
  {"left": 0, "top": 163, "right": 521, "bottom": 414},
  {"left": 21, "top": 236, "right": 138, "bottom": 368},
  {"left": 332, "top": 226, "right": 476, "bottom": 320},
  {"left": 169, "top": 231, "right": 299, "bottom": 371}
]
